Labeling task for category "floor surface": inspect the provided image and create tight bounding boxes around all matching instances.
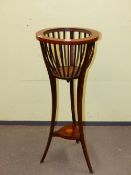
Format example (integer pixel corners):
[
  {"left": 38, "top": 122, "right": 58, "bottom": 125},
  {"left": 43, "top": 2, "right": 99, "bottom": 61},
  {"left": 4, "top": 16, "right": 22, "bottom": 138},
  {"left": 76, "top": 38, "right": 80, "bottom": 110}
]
[{"left": 0, "top": 125, "right": 130, "bottom": 175}]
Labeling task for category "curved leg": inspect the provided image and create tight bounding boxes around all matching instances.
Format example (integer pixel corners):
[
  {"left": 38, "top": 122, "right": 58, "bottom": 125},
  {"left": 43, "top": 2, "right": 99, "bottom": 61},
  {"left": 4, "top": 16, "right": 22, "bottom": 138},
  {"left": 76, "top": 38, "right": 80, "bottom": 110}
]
[
  {"left": 77, "top": 76, "right": 93, "bottom": 174},
  {"left": 70, "top": 80, "right": 76, "bottom": 123},
  {"left": 40, "top": 76, "right": 57, "bottom": 163},
  {"left": 70, "top": 80, "right": 79, "bottom": 144}
]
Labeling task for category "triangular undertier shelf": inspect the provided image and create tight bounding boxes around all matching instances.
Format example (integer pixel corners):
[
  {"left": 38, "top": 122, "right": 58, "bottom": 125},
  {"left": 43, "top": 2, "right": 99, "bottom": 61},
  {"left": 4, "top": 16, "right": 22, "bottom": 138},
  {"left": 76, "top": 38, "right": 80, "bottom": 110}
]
[{"left": 53, "top": 124, "right": 80, "bottom": 140}]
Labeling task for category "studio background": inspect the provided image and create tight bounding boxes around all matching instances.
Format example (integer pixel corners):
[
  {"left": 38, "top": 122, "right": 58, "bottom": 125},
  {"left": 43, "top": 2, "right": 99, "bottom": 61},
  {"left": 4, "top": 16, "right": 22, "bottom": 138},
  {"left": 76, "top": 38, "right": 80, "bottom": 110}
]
[{"left": 0, "top": 0, "right": 131, "bottom": 122}]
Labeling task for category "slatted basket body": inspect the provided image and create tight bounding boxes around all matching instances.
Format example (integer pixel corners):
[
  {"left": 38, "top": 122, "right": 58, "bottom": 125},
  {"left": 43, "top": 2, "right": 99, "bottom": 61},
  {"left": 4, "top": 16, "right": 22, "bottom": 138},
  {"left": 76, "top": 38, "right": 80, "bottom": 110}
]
[{"left": 36, "top": 28, "right": 99, "bottom": 80}]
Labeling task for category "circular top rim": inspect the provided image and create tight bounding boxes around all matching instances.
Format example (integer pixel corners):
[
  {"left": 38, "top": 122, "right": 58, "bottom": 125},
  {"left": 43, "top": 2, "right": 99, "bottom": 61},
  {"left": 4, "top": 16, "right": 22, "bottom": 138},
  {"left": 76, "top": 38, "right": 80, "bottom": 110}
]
[{"left": 36, "top": 27, "right": 99, "bottom": 45}]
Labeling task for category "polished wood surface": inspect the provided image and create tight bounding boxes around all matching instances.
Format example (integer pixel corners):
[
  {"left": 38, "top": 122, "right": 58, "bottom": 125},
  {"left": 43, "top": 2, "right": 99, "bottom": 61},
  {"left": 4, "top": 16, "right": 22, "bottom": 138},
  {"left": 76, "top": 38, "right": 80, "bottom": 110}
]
[
  {"left": 36, "top": 27, "right": 99, "bottom": 174},
  {"left": 53, "top": 124, "right": 80, "bottom": 140},
  {"left": 36, "top": 27, "right": 99, "bottom": 45},
  {"left": 52, "top": 66, "right": 80, "bottom": 80}
]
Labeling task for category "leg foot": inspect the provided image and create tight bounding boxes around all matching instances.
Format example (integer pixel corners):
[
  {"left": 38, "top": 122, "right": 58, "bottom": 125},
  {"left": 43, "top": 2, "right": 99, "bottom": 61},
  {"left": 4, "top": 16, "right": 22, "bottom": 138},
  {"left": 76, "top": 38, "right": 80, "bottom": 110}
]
[
  {"left": 40, "top": 136, "right": 52, "bottom": 163},
  {"left": 76, "top": 139, "right": 79, "bottom": 144},
  {"left": 80, "top": 136, "right": 93, "bottom": 173}
]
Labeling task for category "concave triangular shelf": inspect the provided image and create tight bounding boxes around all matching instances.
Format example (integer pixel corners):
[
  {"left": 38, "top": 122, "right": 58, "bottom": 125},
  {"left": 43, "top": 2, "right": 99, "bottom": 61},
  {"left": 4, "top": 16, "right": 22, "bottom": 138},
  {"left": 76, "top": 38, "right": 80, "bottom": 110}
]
[{"left": 53, "top": 124, "right": 80, "bottom": 140}]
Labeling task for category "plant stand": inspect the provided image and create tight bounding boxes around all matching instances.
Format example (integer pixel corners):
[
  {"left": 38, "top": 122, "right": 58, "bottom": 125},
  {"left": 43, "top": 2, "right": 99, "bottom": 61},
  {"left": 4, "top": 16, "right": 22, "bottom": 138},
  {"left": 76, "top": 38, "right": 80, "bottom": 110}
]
[{"left": 36, "top": 27, "right": 99, "bottom": 174}]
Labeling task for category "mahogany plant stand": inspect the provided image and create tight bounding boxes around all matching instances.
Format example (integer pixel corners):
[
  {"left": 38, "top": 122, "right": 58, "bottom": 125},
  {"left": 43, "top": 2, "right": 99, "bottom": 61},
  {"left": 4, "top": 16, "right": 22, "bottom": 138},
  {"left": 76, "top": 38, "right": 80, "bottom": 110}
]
[{"left": 36, "top": 27, "right": 99, "bottom": 174}]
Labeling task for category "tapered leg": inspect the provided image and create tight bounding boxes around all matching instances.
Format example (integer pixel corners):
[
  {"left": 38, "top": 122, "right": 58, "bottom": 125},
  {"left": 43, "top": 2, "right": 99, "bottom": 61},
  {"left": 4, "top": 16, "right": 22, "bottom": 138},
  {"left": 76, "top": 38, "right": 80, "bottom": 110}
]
[
  {"left": 40, "top": 76, "right": 57, "bottom": 163},
  {"left": 70, "top": 80, "right": 80, "bottom": 143},
  {"left": 70, "top": 80, "right": 76, "bottom": 123},
  {"left": 77, "top": 76, "right": 93, "bottom": 174}
]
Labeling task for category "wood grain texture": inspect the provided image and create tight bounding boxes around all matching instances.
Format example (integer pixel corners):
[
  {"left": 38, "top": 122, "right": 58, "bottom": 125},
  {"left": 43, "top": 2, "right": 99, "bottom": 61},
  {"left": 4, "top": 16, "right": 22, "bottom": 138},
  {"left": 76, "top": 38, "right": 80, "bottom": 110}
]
[{"left": 53, "top": 124, "right": 80, "bottom": 140}]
